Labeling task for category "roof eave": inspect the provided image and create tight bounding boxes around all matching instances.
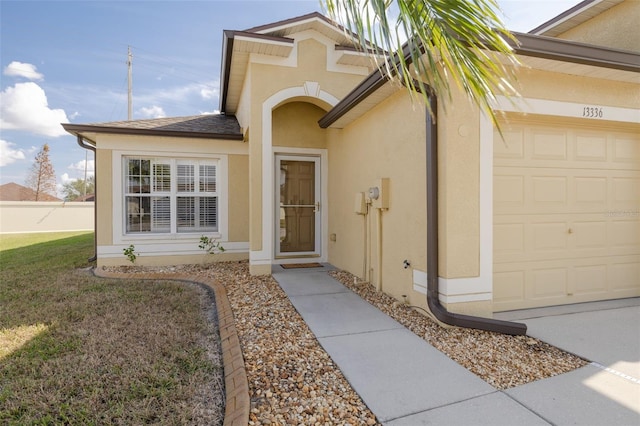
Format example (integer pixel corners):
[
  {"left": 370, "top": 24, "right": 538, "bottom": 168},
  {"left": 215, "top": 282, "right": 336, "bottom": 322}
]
[
  {"left": 220, "top": 30, "right": 235, "bottom": 114},
  {"left": 319, "top": 33, "right": 640, "bottom": 129},
  {"left": 62, "top": 123, "right": 243, "bottom": 141},
  {"left": 510, "top": 31, "right": 640, "bottom": 73}
]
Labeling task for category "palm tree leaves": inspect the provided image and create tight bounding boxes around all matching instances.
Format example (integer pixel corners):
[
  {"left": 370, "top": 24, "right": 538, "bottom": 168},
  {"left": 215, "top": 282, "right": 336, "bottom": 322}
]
[{"left": 323, "top": 0, "right": 520, "bottom": 121}]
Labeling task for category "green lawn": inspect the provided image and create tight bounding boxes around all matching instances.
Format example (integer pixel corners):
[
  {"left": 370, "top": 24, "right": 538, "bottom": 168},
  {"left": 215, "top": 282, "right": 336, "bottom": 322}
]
[{"left": 0, "top": 232, "right": 224, "bottom": 425}]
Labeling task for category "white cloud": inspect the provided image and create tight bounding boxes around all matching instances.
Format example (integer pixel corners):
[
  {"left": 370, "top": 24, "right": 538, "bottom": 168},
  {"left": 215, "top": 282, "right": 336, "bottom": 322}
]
[
  {"left": 3, "top": 61, "right": 44, "bottom": 81},
  {"left": 136, "top": 81, "right": 218, "bottom": 106},
  {"left": 68, "top": 159, "right": 95, "bottom": 176},
  {"left": 200, "top": 86, "right": 217, "bottom": 100},
  {"left": 60, "top": 172, "right": 73, "bottom": 184},
  {"left": 138, "top": 105, "right": 166, "bottom": 118},
  {"left": 0, "top": 139, "right": 26, "bottom": 167},
  {"left": 0, "top": 82, "right": 69, "bottom": 137}
]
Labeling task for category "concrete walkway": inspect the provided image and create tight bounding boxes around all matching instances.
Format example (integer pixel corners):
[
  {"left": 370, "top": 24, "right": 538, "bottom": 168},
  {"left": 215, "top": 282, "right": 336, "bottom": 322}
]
[{"left": 272, "top": 266, "right": 640, "bottom": 425}]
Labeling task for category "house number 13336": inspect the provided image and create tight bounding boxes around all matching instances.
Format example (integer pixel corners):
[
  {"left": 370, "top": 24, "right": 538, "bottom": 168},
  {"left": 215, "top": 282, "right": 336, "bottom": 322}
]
[{"left": 582, "top": 106, "right": 603, "bottom": 118}]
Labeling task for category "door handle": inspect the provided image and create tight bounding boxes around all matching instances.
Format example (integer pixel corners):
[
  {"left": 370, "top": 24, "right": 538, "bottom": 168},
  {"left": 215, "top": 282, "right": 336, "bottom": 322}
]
[{"left": 314, "top": 201, "right": 320, "bottom": 213}]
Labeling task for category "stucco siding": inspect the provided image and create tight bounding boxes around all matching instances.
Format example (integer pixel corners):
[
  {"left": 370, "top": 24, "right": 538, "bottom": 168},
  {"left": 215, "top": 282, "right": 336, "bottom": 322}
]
[
  {"left": 437, "top": 90, "right": 482, "bottom": 279},
  {"left": 556, "top": 1, "right": 640, "bottom": 52},
  {"left": 96, "top": 148, "right": 113, "bottom": 247},
  {"left": 273, "top": 102, "right": 327, "bottom": 149},
  {"left": 327, "top": 90, "right": 427, "bottom": 303},
  {"left": 228, "top": 154, "right": 250, "bottom": 242},
  {"left": 514, "top": 67, "right": 640, "bottom": 107}
]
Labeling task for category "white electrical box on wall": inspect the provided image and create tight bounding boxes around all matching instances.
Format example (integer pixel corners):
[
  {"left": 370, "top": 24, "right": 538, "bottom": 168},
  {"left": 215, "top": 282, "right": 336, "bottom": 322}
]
[
  {"left": 372, "top": 178, "right": 389, "bottom": 209},
  {"left": 354, "top": 192, "right": 366, "bottom": 215}
]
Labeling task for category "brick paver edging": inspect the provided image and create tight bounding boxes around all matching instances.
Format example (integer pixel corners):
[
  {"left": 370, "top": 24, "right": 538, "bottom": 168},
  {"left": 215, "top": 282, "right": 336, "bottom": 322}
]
[{"left": 92, "top": 268, "right": 250, "bottom": 426}]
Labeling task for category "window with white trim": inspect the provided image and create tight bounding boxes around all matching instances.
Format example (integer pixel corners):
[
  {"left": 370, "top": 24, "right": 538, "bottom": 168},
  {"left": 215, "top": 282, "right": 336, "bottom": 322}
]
[{"left": 124, "top": 157, "right": 218, "bottom": 234}]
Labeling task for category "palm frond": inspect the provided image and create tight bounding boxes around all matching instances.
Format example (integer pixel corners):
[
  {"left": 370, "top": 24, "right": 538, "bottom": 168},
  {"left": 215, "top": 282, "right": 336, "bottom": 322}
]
[{"left": 323, "top": 0, "right": 520, "bottom": 123}]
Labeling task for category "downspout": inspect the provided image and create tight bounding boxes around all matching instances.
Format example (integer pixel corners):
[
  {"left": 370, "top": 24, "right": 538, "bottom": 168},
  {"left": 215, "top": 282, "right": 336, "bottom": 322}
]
[
  {"left": 425, "top": 90, "right": 526, "bottom": 336},
  {"left": 76, "top": 135, "right": 97, "bottom": 263}
]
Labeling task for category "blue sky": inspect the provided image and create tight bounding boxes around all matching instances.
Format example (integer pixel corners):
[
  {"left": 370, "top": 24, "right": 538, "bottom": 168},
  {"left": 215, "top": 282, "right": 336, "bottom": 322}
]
[{"left": 1, "top": 0, "right": 579, "bottom": 194}]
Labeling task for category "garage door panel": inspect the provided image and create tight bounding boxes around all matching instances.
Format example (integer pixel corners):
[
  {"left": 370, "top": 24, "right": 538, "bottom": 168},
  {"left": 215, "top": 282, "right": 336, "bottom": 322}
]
[
  {"left": 494, "top": 175, "right": 524, "bottom": 209},
  {"left": 613, "top": 135, "right": 640, "bottom": 165},
  {"left": 494, "top": 129, "right": 524, "bottom": 159},
  {"left": 494, "top": 223, "right": 524, "bottom": 254},
  {"left": 572, "top": 221, "right": 607, "bottom": 248},
  {"left": 495, "top": 169, "right": 635, "bottom": 215},
  {"left": 494, "top": 126, "right": 638, "bottom": 171},
  {"left": 612, "top": 177, "right": 640, "bottom": 207},
  {"left": 532, "top": 176, "right": 567, "bottom": 206},
  {"left": 610, "top": 260, "right": 640, "bottom": 291},
  {"left": 531, "top": 267, "right": 568, "bottom": 299},
  {"left": 531, "top": 129, "right": 568, "bottom": 160},
  {"left": 610, "top": 221, "right": 640, "bottom": 247},
  {"left": 494, "top": 256, "right": 640, "bottom": 311},
  {"left": 532, "top": 222, "right": 568, "bottom": 251},
  {"left": 493, "top": 271, "right": 525, "bottom": 304},
  {"left": 575, "top": 133, "right": 607, "bottom": 161},
  {"left": 574, "top": 177, "right": 607, "bottom": 205},
  {"left": 494, "top": 118, "right": 640, "bottom": 311},
  {"left": 573, "top": 264, "right": 608, "bottom": 294}
]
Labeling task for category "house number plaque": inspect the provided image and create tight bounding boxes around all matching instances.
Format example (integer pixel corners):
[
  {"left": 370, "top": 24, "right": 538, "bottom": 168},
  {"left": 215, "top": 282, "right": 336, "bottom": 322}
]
[{"left": 582, "top": 106, "right": 604, "bottom": 119}]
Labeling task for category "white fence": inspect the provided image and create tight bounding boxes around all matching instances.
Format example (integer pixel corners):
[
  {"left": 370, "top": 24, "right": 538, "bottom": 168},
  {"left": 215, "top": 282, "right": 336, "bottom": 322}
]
[{"left": 0, "top": 201, "right": 94, "bottom": 234}]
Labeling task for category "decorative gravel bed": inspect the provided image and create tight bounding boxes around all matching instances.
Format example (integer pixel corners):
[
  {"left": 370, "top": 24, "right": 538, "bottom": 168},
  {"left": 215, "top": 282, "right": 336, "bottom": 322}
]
[
  {"left": 197, "top": 262, "right": 379, "bottom": 425},
  {"left": 104, "top": 260, "right": 587, "bottom": 424}
]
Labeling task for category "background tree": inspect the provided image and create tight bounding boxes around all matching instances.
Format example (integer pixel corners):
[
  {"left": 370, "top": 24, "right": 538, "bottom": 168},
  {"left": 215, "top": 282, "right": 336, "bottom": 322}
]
[
  {"left": 62, "top": 176, "right": 95, "bottom": 201},
  {"left": 323, "top": 0, "right": 520, "bottom": 120},
  {"left": 25, "top": 143, "right": 57, "bottom": 201}
]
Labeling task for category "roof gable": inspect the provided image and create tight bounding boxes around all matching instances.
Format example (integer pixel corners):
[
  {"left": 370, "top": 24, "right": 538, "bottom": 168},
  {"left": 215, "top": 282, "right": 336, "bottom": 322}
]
[
  {"left": 220, "top": 12, "right": 375, "bottom": 114},
  {"left": 530, "top": 0, "right": 624, "bottom": 37}
]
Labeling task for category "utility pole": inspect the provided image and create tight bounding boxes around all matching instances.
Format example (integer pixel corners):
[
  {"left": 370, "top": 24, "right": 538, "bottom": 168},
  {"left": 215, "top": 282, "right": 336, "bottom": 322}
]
[{"left": 127, "top": 46, "right": 133, "bottom": 120}]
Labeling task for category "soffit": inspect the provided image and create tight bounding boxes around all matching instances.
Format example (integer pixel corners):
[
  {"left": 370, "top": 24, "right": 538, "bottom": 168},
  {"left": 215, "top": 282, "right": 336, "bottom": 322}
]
[
  {"left": 223, "top": 33, "right": 294, "bottom": 114},
  {"left": 530, "top": 0, "right": 624, "bottom": 37},
  {"left": 519, "top": 55, "right": 639, "bottom": 83}
]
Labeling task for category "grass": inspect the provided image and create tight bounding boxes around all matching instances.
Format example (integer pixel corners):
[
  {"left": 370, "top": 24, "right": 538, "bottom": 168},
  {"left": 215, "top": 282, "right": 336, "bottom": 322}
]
[{"left": 0, "top": 232, "right": 224, "bottom": 425}]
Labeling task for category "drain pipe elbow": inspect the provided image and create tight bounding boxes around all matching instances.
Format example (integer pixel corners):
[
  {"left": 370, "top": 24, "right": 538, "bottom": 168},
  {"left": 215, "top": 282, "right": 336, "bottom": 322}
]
[
  {"left": 425, "top": 91, "right": 526, "bottom": 336},
  {"left": 76, "top": 135, "right": 98, "bottom": 263}
]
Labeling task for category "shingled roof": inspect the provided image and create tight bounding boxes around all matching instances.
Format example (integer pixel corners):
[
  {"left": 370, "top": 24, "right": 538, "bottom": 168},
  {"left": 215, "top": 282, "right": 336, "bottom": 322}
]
[
  {"left": 62, "top": 114, "right": 242, "bottom": 140},
  {"left": 0, "top": 182, "right": 61, "bottom": 201}
]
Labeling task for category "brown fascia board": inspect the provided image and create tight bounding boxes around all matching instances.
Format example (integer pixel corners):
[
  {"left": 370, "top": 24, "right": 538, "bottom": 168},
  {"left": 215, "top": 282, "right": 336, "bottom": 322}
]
[
  {"left": 318, "top": 67, "right": 389, "bottom": 128},
  {"left": 219, "top": 30, "right": 294, "bottom": 113},
  {"left": 244, "top": 11, "right": 366, "bottom": 46},
  {"left": 318, "top": 41, "right": 419, "bottom": 129},
  {"left": 510, "top": 31, "right": 640, "bottom": 72},
  {"left": 529, "top": 0, "right": 599, "bottom": 35},
  {"left": 62, "top": 123, "right": 243, "bottom": 141},
  {"left": 244, "top": 11, "right": 335, "bottom": 33},
  {"left": 319, "top": 32, "right": 640, "bottom": 128}
]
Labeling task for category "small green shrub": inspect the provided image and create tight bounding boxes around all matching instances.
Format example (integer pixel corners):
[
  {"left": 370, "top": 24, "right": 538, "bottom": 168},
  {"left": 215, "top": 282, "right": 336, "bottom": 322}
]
[
  {"left": 198, "top": 236, "right": 225, "bottom": 255},
  {"left": 123, "top": 245, "right": 138, "bottom": 264}
]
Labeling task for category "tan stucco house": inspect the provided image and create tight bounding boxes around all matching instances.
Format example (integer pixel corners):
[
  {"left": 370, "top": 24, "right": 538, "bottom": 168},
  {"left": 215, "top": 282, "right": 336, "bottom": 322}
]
[{"left": 63, "top": 0, "right": 639, "bottom": 323}]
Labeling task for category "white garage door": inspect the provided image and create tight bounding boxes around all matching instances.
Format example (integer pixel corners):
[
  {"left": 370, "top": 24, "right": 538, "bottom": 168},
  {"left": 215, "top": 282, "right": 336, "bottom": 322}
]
[{"left": 493, "top": 116, "right": 640, "bottom": 311}]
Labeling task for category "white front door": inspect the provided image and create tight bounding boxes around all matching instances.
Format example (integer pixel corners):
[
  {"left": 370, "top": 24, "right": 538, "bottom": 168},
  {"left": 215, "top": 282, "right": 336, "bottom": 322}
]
[{"left": 275, "top": 155, "right": 321, "bottom": 257}]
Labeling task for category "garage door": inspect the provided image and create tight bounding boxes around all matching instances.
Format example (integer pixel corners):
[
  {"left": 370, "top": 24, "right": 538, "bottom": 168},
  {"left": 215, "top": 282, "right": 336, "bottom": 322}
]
[{"left": 493, "top": 116, "right": 640, "bottom": 311}]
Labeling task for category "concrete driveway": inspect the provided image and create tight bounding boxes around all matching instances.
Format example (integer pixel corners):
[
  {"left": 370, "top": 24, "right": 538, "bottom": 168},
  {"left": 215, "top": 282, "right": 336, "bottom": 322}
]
[{"left": 495, "top": 298, "right": 640, "bottom": 425}]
